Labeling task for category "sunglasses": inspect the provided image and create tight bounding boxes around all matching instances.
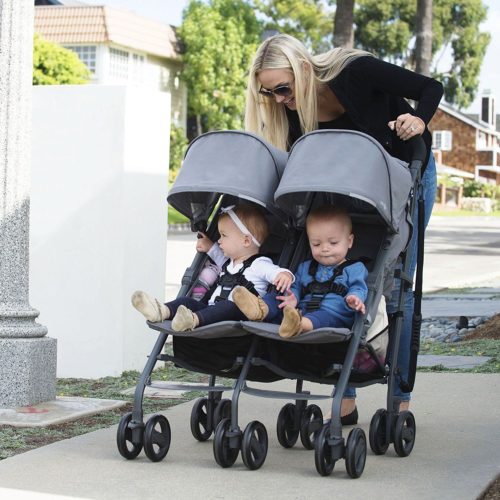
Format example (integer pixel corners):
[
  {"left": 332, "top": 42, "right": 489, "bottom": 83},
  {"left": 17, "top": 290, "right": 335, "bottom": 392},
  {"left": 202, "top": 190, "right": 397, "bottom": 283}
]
[{"left": 258, "top": 83, "right": 293, "bottom": 98}]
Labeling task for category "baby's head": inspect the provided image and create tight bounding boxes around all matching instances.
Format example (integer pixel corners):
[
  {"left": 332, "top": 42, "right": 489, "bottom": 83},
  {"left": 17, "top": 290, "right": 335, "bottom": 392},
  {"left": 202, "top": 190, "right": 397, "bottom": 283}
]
[
  {"left": 306, "top": 205, "right": 354, "bottom": 266},
  {"left": 217, "top": 204, "right": 269, "bottom": 260}
]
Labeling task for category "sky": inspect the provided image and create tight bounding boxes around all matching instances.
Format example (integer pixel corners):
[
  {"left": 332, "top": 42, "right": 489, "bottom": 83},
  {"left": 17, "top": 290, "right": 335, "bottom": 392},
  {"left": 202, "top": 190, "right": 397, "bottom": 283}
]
[{"left": 82, "top": 0, "right": 499, "bottom": 114}]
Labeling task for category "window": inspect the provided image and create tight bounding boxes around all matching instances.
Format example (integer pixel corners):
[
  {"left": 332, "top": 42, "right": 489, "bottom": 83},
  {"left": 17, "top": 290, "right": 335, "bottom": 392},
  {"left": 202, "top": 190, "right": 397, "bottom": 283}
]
[
  {"left": 432, "top": 130, "right": 453, "bottom": 151},
  {"left": 130, "top": 53, "right": 145, "bottom": 84},
  {"left": 109, "top": 47, "right": 129, "bottom": 80},
  {"left": 64, "top": 45, "right": 97, "bottom": 74}
]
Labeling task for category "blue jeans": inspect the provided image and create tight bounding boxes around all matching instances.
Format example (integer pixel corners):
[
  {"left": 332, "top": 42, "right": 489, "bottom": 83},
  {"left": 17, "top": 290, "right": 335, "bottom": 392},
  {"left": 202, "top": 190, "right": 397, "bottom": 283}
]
[{"left": 344, "top": 154, "right": 437, "bottom": 401}]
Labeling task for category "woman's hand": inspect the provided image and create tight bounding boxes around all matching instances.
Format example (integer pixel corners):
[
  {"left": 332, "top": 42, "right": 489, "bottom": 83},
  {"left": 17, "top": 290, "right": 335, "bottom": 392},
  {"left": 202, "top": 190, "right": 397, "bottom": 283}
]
[
  {"left": 388, "top": 113, "right": 425, "bottom": 141},
  {"left": 273, "top": 271, "right": 294, "bottom": 293},
  {"left": 346, "top": 294, "right": 366, "bottom": 314},
  {"left": 196, "top": 233, "right": 214, "bottom": 253},
  {"left": 277, "top": 290, "right": 298, "bottom": 309}
]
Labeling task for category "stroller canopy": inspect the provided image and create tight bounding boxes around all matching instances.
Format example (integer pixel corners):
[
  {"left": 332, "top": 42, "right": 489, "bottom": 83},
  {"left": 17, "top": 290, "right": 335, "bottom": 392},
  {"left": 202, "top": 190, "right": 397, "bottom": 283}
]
[
  {"left": 275, "top": 130, "right": 412, "bottom": 232},
  {"left": 168, "top": 131, "right": 288, "bottom": 225}
]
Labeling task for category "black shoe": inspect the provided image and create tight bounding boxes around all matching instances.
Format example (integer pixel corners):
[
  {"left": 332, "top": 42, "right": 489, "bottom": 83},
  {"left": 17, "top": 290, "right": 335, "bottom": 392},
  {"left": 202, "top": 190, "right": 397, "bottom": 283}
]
[
  {"left": 323, "top": 406, "right": 359, "bottom": 426},
  {"left": 341, "top": 406, "right": 358, "bottom": 425}
]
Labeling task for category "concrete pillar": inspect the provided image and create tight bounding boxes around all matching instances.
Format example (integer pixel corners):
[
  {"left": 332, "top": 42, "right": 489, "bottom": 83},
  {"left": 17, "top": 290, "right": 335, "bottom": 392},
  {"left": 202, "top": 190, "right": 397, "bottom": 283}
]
[{"left": 0, "top": 0, "right": 56, "bottom": 407}]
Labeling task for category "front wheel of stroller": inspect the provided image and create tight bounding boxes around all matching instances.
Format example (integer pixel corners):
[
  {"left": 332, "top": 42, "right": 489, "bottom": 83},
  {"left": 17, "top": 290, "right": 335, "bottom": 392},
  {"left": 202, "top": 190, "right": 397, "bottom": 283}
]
[
  {"left": 143, "top": 414, "right": 171, "bottom": 462},
  {"left": 345, "top": 428, "right": 367, "bottom": 479},
  {"left": 276, "top": 403, "right": 299, "bottom": 448},
  {"left": 314, "top": 424, "right": 336, "bottom": 476},
  {"left": 300, "top": 404, "right": 323, "bottom": 450},
  {"left": 369, "top": 409, "right": 389, "bottom": 455},
  {"left": 190, "top": 397, "right": 212, "bottom": 442},
  {"left": 116, "top": 412, "right": 143, "bottom": 459},
  {"left": 213, "top": 418, "right": 239, "bottom": 468},
  {"left": 393, "top": 411, "right": 416, "bottom": 457},
  {"left": 241, "top": 421, "right": 268, "bottom": 470}
]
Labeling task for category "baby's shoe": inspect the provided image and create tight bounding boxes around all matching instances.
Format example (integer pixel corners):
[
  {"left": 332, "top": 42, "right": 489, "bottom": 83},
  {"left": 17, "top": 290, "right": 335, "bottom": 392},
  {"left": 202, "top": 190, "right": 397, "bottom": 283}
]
[
  {"left": 171, "top": 305, "right": 198, "bottom": 331},
  {"left": 131, "top": 291, "right": 169, "bottom": 322},
  {"left": 279, "top": 305, "right": 302, "bottom": 338},
  {"left": 232, "top": 286, "right": 268, "bottom": 321}
]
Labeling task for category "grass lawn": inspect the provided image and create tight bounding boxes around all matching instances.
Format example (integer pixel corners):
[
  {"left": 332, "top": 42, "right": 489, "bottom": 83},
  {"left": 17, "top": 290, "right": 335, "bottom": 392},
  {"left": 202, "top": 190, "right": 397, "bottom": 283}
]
[{"left": 168, "top": 204, "right": 189, "bottom": 224}]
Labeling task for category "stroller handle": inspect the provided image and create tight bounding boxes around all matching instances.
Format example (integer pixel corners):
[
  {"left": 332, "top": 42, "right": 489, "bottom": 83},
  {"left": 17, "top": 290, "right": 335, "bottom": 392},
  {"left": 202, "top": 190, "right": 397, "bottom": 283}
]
[{"left": 407, "top": 135, "right": 427, "bottom": 165}]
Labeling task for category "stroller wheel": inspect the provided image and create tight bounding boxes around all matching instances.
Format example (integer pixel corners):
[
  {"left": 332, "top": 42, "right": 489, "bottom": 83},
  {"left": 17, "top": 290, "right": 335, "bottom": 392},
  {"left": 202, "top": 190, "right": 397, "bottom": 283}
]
[
  {"left": 369, "top": 409, "right": 389, "bottom": 455},
  {"left": 345, "top": 428, "right": 367, "bottom": 479},
  {"left": 241, "top": 421, "right": 268, "bottom": 470},
  {"left": 300, "top": 404, "right": 323, "bottom": 450},
  {"left": 116, "top": 412, "right": 143, "bottom": 460},
  {"left": 190, "top": 397, "right": 212, "bottom": 441},
  {"left": 393, "top": 411, "right": 416, "bottom": 457},
  {"left": 276, "top": 403, "right": 299, "bottom": 448},
  {"left": 213, "top": 398, "right": 232, "bottom": 429},
  {"left": 143, "top": 414, "right": 171, "bottom": 462},
  {"left": 314, "top": 424, "right": 336, "bottom": 476},
  {"left": 213, "top": 418, "right": 240, "bottom": 468}
]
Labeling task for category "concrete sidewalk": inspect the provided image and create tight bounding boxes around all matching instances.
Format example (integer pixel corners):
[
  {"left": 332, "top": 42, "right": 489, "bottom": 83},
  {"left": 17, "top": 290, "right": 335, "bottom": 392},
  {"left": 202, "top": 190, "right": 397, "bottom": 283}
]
[{"left": 1, "top": 373, "right": 499, "bottom": 500}]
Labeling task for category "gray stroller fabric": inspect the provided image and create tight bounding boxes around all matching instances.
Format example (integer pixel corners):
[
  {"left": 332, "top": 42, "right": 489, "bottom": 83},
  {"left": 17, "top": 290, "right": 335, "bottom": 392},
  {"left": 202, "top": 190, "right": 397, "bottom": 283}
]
[
  {"left": 168, "top": 130, "right": 288, "bottom": 224},
  {"left": 275, "top": 130, "right": 412, "bottom": 233}
]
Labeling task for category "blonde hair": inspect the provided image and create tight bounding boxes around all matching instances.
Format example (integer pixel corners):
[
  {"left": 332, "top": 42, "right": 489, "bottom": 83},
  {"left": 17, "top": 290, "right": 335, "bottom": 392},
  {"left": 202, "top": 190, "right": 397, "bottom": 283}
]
[
  {"left": 306, "top": 205, "right": 353, "bottom": 235},
  {"left": 219, "top": 204, "right": 269, "bottom": 245},
  {"left": 245, "top": 34, "right": 372, "bottom": 150}
]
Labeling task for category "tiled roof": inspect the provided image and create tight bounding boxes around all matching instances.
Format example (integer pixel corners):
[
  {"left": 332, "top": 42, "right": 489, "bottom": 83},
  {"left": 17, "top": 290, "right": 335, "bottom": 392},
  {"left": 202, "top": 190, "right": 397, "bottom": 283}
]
[{"left": 34, "top": 5, "right": 180, "bottom": 60}]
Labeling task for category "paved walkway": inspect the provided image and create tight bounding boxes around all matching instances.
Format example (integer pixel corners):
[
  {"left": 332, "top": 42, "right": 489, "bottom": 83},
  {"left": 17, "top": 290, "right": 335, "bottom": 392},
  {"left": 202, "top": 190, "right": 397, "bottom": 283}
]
[{"left": 1, "top": 373, "right": 499, "bottom": 500}]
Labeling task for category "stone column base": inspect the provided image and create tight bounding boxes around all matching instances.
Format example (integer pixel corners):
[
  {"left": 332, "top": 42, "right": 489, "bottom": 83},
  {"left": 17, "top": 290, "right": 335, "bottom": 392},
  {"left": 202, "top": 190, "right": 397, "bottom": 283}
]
[{"left": 0, "top": 337, "right": 57, "bottom": 408}]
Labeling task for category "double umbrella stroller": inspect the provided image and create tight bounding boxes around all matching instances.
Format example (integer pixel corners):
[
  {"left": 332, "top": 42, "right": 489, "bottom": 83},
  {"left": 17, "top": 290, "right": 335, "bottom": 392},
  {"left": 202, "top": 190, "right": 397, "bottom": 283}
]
[{"left": 116, "top": 129, "right": 427, "bottom": 478}]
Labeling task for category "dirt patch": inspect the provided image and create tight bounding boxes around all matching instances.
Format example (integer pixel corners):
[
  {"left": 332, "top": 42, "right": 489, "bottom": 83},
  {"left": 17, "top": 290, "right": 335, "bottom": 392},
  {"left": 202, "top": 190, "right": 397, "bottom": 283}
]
[{"left": 464, "top": 314, "right": 500, "bottom": 340}]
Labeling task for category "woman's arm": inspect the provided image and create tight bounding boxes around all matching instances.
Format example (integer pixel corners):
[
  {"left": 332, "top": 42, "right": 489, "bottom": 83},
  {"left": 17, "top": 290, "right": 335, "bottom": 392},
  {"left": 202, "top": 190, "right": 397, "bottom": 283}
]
[{"left": 349, "top": 56, "right": 444, "bottom": 124}]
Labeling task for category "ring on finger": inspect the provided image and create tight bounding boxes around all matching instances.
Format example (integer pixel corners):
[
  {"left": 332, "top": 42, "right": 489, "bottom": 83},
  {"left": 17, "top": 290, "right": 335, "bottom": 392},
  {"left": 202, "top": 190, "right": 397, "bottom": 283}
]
[{"left": 410, "top": 126, "right": 415, "bottom": 132}]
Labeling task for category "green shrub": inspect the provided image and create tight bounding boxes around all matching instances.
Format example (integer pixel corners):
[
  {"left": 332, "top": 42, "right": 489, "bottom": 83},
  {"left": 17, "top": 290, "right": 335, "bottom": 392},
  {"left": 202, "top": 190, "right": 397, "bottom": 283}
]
[{"left": 463, "top": 179, "right": 500, "bottom": 200}]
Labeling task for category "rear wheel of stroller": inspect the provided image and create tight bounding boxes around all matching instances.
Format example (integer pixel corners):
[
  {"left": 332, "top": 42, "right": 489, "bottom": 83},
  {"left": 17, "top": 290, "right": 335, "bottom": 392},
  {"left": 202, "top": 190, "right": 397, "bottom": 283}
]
[
  {"left": 143, "top": 414, "right": 171, "bottom": 462},
  {"left": 116, "top": 412, "right": 143, "bottom": 460},
  {"left": 369, "top": 409, "right": 389, "bottom": 455},
  {"left": 241, "top": 421, "right": 268, "bottom": 470},
  {"left": 393, "top": 411, "right": 416, "bottom": 457},
  {"left": 314, "top": 424, "right": 336, "bottom": 476},
  {"left": 213, "top": 417, "right": 240, "bottom": 468},
  {"left": 213, "top": 398, "right": 232, "bottom": 429},
  {"left": 345, "top": 428, "right": 367, "bottom": 478},
  {"left": 276, "top": 403, "right": 299, "bottom": 448},
  {"left": 190, "top": 397, "right": 212, "bottom": 441},
  {"left": 300, "top": 404, "right": 323, "bottom": 450}
]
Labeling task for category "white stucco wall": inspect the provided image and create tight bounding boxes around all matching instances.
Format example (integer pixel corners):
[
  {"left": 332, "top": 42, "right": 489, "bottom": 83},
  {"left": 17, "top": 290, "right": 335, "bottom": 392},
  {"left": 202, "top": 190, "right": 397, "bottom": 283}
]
[{"left": 30, "top": 85, "right": 170, "bottom": 378}]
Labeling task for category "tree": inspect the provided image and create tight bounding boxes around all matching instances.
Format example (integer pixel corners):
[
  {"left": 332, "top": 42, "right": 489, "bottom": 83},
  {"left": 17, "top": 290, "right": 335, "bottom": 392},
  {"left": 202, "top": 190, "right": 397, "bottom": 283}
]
[
  {"left": 414, "top": 0, "right": 433, "bottom": 75},
  {"left": 354, "top": 0, "right": 490, "bottom": 109},
  {"left": 169, "top": 125, "right": 189, "bottom": 183},
  {"left": 33, "top": 34, "right": 90, "bottom": 85},
  {"left": 254, "top": 0, "right": 334, "bottom": 51},
  {"left": 179, "top": 0, "right": 261, "bottom": 136},
  {"left": 333, "top": 0, "right": 355, "bottom": 48}
]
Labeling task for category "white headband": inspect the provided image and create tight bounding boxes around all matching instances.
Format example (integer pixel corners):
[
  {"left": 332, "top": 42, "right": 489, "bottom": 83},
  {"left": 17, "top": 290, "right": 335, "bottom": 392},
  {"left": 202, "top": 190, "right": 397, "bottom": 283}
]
[{"left": 220, "top": 205, "right": 261, "bottom": 247}]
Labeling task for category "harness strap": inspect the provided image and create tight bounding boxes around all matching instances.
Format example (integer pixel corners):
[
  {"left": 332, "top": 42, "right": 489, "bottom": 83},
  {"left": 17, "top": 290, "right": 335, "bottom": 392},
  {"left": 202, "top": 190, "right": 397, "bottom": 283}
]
[
  {"left": 302, "top": 259, "right": 356, "bottom": 312},
  {"left": 214, "top": 254, "right": 261, "bottom": 302}
]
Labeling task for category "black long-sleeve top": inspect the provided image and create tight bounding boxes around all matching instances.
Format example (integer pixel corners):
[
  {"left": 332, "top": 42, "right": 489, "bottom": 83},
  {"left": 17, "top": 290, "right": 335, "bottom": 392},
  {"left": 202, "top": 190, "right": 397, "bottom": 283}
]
[{"left": 286, "top": 56, "right": 444, "bottom": 164}]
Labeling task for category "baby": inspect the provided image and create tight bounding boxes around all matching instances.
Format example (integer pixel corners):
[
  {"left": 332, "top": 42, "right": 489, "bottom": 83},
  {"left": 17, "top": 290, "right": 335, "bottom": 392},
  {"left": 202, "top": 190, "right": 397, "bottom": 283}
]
[
  {"left": 233, "top": 205, "right": 368, "bottom": 337},
  {"left": 132, "top": 203, "right": 293, "bottom": 331}
]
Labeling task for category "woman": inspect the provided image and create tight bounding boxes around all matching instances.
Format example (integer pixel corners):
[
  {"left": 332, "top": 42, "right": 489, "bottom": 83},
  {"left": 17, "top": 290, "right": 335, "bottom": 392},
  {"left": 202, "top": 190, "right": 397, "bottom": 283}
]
[{"left": 245, "top": 33, "right": 443, "bottom": 423}]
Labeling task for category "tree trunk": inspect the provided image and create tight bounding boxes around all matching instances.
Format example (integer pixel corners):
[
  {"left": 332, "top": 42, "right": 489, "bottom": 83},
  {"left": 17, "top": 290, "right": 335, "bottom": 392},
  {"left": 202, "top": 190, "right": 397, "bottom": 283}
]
[
  {"left": 415, "top": 0, "right": 433, "bottom": 75},
  {"left": 333, "top": 0, "right": 355, "bottom": 48}
]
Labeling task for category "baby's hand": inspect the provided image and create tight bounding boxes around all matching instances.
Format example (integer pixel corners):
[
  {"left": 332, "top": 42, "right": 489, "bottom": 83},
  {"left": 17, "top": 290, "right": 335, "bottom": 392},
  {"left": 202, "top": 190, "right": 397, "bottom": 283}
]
[
  {"left": 346, "top": 295, "right": 366, "bottom": 314},
  {"left": 277, "top": 290, "right": 297, "bottom": 309},
  {"left": 196, "top": 232, "right": 214, "bottom": 253},
  {"left": 273, "top": 271, "right": 293, "bottom": 293}
]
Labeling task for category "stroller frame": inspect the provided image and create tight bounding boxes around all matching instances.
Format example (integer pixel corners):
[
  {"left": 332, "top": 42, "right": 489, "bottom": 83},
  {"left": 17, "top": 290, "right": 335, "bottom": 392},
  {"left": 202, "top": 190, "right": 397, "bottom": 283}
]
[{"left": 116, "top": 131, "right": 427, "bottom": 478}]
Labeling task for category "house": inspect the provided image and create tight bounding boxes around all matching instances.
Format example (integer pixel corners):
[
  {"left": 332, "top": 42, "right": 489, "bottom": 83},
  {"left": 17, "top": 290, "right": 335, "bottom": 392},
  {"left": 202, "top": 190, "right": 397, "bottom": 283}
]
[
  {"left": 429, "top": 91, "right": 500, "bottom": 207},
  {"left": 34, "top": 2, "right": 187, "bottom": 128}
]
